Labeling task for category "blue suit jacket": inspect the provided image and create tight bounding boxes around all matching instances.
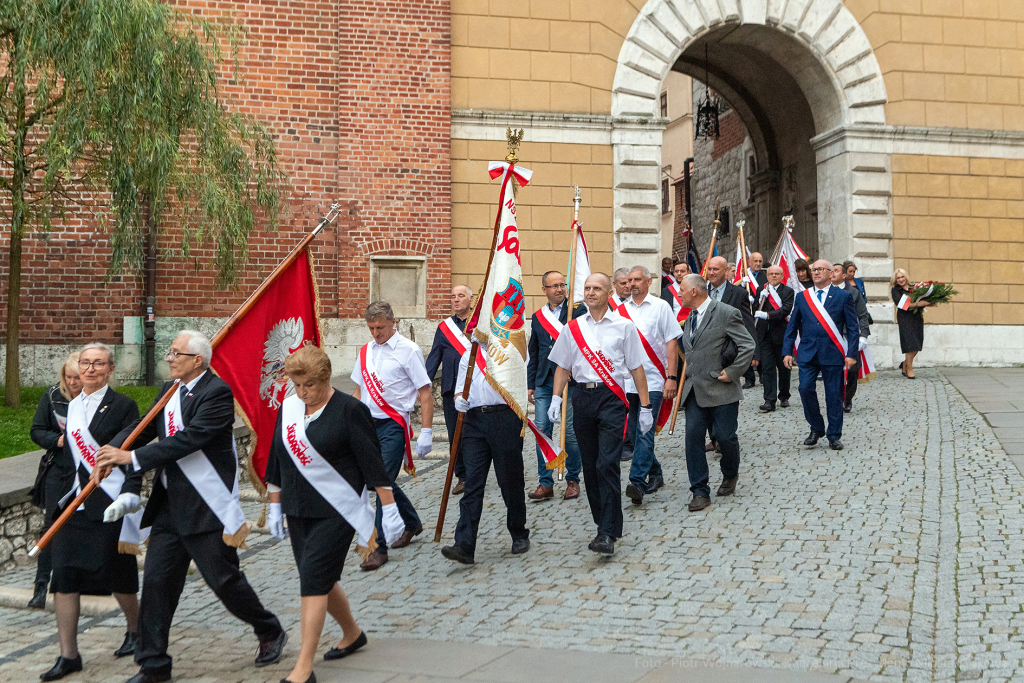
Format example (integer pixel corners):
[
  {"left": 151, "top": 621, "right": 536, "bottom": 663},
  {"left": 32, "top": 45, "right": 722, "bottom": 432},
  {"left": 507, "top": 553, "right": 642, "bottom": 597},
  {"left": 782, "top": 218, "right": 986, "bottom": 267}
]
[
  {"left": 782, "top": 285, "right": 860, "bottom": 366},
  {"left": 527, "top": 302, "right": 587, "bottom": 390},
  {"left": 425, "top": 315, "right": 468, "bottom": 394}
]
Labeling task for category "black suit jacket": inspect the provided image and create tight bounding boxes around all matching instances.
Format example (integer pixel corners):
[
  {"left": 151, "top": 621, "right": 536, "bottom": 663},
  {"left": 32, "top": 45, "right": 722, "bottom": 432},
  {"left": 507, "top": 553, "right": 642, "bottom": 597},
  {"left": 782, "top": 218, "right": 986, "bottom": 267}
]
[
  {"left": 57, "top": 389, "right": 141, "bottom": 521},
  {"left": 265, "top": 392, "right": 391, "bottom": 519},
  {"left": 527, "top": 302, "right": 587, "bottom": 391},
  {"left": 115, "top": 372, "right": 238, "bottom": 536},
  {"left": 714, "top": 281, "right": 758, "bottom": 362},
  {"left": 660, "top": 285, "right": 679, "bottom": 309},
  {"left": 754, "top": 283, "right": 795, "bottom": 347},
  {"left": 425, "top": 315, "right": 468, "bottom": 395}
]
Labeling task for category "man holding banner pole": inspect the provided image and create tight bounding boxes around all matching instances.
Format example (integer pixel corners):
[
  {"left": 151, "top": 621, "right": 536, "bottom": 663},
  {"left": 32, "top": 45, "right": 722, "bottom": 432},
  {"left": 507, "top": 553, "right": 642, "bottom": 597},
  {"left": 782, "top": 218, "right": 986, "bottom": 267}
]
[
  {"left": 782, "top": 260, "right": 859, "bottom": 451},
  {"left": 548, "top": 273, "right": 651, "bottom": 556},
  {"left": 618, "top": 265, "right": 680, "bottom": 507},
  {"left": 526, "top": 271, "right": 585, "bottom": 501}
]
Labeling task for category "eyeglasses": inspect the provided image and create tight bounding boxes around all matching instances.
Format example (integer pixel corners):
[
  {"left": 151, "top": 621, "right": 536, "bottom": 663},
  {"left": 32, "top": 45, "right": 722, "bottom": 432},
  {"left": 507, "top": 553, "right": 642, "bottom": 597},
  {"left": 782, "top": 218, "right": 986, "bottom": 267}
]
[
  {"left": 543, "top": 283, "right": 567, "bottom": 289},
  {"left": 165, "top": 352, "right": 200, "bottom": 361},
  {"left": 78, "top": 360, "right": 110, "bottom": 370},
  {"left": 810, "top": 267, "right": 829, "bottom": 272}
]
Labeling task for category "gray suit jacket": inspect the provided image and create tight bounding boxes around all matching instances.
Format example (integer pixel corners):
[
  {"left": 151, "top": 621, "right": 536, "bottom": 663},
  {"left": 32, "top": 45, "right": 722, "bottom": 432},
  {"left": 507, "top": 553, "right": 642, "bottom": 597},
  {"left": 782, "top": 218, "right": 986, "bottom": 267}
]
[{"left": 680, "top": 299, "right": 756, "bottom": 408}]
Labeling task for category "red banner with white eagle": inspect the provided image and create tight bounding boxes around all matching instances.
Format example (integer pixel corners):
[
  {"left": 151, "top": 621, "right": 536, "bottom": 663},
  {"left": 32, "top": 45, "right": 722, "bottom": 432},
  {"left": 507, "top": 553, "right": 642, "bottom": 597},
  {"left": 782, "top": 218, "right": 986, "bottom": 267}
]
[{"left": 209, "top": 248, "right": 322, "bottom": 493}]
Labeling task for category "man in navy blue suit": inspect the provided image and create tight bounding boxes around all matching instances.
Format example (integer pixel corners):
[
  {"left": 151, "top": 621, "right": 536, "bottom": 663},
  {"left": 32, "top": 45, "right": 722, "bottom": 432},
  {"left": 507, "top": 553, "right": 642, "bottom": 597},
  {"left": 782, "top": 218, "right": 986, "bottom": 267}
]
[{"left": 782, "top": 259, "right": 859, "bottom": 451}]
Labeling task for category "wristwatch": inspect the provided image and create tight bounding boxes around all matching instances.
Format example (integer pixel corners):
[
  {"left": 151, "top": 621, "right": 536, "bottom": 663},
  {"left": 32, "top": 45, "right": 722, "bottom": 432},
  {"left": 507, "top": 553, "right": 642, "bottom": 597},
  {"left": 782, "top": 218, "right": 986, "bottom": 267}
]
[
  {"left": 641, "top": 404, "right": 652, "bottom": 409},
  {"left": 667, "top": 375, "right": 678, "bottom": 381}
]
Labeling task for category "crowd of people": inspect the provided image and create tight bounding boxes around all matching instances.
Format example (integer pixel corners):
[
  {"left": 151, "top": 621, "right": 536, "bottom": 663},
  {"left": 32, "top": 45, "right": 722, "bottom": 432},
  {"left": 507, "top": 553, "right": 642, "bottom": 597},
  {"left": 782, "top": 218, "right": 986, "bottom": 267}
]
[{"left": 24, "top": 252, "right": 927, "bottom": 683}]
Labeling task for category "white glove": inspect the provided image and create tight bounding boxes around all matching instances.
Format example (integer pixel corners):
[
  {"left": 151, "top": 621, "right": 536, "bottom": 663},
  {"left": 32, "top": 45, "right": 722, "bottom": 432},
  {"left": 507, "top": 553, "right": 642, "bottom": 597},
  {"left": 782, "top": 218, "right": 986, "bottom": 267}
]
[
  {"left": 381, "top": 503, "right": 405, "bottom": 545},
  {"left": 859, "top": 337, "right": 868, "bottom": 349},
  {"left": 547, "top": 395, "right": 563, "bottom": 424},
  {"left": 454, "top": 396, "right": 470, "bottom": 413},
  {"left": 754, "top": 311, "right": 768, "bottom": 320},
  {"left": 416, "top": 428, "right": 433, "bottom": 457},
  {"left": 638, "top": 407, "right": 654, "bottom": 435},
  {"left": 741, "top": 276, "right": 748, "bottom": 285},
  {"left": 103, "top": 493, "right": 141, "bottom": 522},
  {"left": 748, "top": 295, "right": 755, "bottom": 304},
  {"left": 759, "top": 289, "right": 769, "bottom": 301},
  {"left": 268, "top": 502, "right": 287, "bottom": 539}
]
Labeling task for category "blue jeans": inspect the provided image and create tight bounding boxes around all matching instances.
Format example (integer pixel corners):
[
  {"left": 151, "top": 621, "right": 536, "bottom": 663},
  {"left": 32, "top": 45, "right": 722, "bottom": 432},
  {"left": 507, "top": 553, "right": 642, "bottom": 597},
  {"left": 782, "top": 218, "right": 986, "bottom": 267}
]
[
  {"left": 374, "top": 419, "right": 422, "bottom": 552},
  {"left": 626, "top": 391, "right": 663, "bottom": 492},
  {"left": 532, "top": 384, "right": 582, "bottom": 487}
]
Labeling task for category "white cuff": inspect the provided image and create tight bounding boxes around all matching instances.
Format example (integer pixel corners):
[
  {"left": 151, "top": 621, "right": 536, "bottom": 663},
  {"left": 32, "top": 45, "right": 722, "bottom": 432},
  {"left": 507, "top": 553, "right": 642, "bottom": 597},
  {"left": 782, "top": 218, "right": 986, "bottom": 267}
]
[
  {"left": 266, "top": 483, "right": 282, "bottom": 493},
  {"left": 131, "top": 451, "right": 142, "bottom": 472}
]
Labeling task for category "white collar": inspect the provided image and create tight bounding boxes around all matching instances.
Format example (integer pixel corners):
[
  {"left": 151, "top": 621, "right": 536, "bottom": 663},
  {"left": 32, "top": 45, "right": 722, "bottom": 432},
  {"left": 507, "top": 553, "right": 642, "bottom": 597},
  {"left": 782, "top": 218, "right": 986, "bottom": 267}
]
[
  {"left": 82, "top": 384, "right": 109, "bottom": 402},
  {"left": 585, "top": 309, "right": 615, "bottom": 325},
  {"left": 547, "top": 299, "right": 565, "bottom": 313},
  {"left": 627, "top": 292, "right": 658, "bottom": 307},
  {"left": 373, "top": 332, "right": 401, "bottom": 350},
  {"left": 815, "top": 284, "right": 832, "bottom": 295},
  {"left": 183, "top": 370, "right": 207, "bottom": 392},
  {"left": 695, "top": 297, "right": 712, "bottom": 316}
]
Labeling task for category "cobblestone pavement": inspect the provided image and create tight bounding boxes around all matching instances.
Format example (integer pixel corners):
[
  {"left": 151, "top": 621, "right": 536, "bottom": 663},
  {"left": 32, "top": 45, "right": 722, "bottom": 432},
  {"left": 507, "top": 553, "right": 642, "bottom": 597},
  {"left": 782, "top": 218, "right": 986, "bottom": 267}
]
[{"left": 2, "top": 370, "right": 1023, "bottom": 682}]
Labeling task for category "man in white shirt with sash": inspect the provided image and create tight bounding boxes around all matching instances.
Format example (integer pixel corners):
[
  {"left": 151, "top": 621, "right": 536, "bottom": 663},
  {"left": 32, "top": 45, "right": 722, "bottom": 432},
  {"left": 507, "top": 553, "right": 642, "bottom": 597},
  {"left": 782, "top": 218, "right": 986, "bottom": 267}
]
[
  {"left": 351, "top": 301, "right": 434, "bottom": 571},
  {"left": 96, "top": 330, "right": 286, "bottom": 683},
  {"left": 609, "top": 267, "right": 631, "bottom": 313},
  {"left": 548, "top": 273, "right": 651, "bottom": 556},
  {"left": 619, "top": 265, "right": 680, "bottom": 507},
  {"left": 661, "top": 262, "right": 691, "bottom": 321}
]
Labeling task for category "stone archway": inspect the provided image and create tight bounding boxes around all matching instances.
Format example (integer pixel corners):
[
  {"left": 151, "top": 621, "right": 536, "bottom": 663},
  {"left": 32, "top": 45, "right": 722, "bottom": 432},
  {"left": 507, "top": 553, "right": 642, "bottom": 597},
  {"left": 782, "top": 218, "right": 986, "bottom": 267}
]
[{"left": 611, "top": 0, "right": 894, "bottom": 311}]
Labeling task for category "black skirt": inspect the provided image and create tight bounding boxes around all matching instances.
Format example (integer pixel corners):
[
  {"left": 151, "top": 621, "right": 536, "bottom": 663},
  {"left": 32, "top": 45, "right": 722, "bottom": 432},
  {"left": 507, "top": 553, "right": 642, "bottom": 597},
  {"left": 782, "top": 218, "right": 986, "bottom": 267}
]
[
  {"left": 287, "top": 514, "right": 355, "bottom": 596},
  {"left": 897, "top": 309, "right": 924, "bottom": 353},
  {"left": 50, "top": 512, "right": 139, "bottom": 595}
]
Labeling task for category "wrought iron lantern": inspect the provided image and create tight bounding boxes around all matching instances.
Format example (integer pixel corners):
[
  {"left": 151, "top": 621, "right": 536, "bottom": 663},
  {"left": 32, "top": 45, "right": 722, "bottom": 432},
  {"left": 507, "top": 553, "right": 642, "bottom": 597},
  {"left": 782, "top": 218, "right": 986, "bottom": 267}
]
[{"left": 694, "top": 45, "right": 720, "bottom": 140}]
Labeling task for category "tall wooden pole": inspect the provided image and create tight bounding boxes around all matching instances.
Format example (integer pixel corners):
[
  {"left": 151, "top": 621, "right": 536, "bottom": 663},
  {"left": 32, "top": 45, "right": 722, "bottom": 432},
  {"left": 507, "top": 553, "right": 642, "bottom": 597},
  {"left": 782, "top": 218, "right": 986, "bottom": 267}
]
[
  {"left": 434, "top": 340, "right": 481, "bottom": 542},
  {"left": 555, "top": 186, "right": 582, "bottom": 481},
  {"left": 667, "top": 355, "right": 687, "bottom": 435},
  {"left": 28, "top": 204, "right": 342, "bottom": 557}
]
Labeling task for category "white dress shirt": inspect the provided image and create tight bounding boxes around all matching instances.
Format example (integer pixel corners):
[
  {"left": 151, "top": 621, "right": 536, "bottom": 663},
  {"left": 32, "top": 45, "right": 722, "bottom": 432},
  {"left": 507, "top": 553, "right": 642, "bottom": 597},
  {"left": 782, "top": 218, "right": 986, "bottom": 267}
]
[
  {"left": 708, "top": 281, "right": 728, "bottom": 302},
  {"left": 453, "top": 345, "right": 507, "bottom": 408},
  {"left": 132, "top": 371, "right": 208, "bottom": 476},
  {"left": 350, "top": 332, "right": 431, "bottom": 419},
  {"left": 622, "top": 293, "right": 679, "bottom": 394},
  {"left": 79, "top": 384, "right": 109, "bottom": 425},
  {"left": 812, "top": 284, "right": 832, "bottom": 302},
  {"left": 548, "top": 309, "right": 645, "bottom": 388},
  {"left": 685, "top": 296, "right": 713, "bottom": 344}
]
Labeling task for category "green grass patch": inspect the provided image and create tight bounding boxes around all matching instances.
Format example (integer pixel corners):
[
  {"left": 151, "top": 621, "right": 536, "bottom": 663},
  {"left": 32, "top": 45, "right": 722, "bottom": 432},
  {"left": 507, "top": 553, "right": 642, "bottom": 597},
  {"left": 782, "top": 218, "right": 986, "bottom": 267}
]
[{"left": 0, "top": 386, "right": 161, "bottom": 460}]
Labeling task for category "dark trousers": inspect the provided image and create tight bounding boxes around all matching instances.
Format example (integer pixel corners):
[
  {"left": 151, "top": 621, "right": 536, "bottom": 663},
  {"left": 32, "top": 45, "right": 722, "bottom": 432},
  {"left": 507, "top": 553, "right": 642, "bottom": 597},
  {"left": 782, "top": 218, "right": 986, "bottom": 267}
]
[
  {"left": 798, "top": 360, "right": 846, "bottom": 440},
  {"left": 454, "top": 407, "right": 529, "bottom": 557},
  {"left": 845, "top": 358, "right": 861, "bottom": 404},
  {"left": 572, "top": 385, "right": 626, "bottom": 538},
  {"left": 684, "top": 396, "right": 740, "bottom": 499},
  {"left": 374, "top": 419, "right": 422, "bottom": 552},
  {"left": 442, "top": 392, "right": 466, "bottom": 480},
  {"left": 759, "top": 338, "right": 792, "bottom": 403},
  {"left": 136, "top": 520, "right": 281, "bottom": 674}
]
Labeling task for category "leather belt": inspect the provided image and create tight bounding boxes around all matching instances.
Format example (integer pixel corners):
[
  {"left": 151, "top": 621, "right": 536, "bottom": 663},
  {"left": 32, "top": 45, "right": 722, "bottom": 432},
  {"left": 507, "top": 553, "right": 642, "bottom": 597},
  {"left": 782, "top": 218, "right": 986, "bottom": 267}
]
[
  {"left": 579, "top": 382, "right": 603, "bottom": 389},
  {"left": 468, "top": 404, "right": 509, "bottom": 414}
]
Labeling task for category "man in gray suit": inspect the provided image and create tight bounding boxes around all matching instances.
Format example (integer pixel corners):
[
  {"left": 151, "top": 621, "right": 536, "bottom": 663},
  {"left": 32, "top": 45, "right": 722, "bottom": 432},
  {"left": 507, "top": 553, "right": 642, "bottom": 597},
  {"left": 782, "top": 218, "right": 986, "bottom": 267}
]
[{"left": 678, "top": 273, "right": 756, "bottom": 511}]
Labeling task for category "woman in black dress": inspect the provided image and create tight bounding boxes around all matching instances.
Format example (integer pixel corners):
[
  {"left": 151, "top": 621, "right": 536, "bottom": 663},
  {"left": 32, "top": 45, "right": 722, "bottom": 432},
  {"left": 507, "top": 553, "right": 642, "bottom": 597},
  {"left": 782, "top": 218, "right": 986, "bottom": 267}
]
[
  {"left": 795, "top": 258, "right": 813, "bottom": 290},
  {"left": 42, "top": 343, "right": 143, "bottom": 681},
  {"left": 891, "top": 269, "right": 930, "bottom": 379},
  {"left": 265, "top": 345, "right": 403, "bottom": 683},
  {"left": 28, "top": 353, "right": 83, "bottom": 609}
]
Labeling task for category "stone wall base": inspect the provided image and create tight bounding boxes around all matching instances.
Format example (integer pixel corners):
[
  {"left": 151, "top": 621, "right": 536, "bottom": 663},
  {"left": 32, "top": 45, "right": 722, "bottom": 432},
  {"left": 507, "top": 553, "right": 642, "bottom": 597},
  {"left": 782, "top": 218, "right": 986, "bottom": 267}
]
[{"left": 0, "top": 502, "right": 44, "bottom": 573}]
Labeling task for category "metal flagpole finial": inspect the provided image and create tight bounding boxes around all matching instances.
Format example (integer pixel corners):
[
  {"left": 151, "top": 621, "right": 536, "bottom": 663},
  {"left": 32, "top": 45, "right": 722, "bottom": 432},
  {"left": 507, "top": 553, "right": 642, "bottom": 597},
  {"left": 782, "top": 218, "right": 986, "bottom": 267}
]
[
  {"left": 736, "top": 219, "right": 746, "bottom": 232},
  {"left": 505, "top": 127, "right": 525, "bottom": 163},
  {"left": 573, "top": 185, "right": 581, "bottom": 209},
  {"left": 782, "top": 214, "right": 795, "bottom": 231}
]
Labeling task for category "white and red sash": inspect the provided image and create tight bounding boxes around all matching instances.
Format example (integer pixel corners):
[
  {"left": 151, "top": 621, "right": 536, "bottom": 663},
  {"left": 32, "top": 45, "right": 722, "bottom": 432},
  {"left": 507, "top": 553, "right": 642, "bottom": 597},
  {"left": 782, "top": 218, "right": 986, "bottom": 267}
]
[
  {"left": 858, "top": 342, "right": 877, "bottom": 382},
  {"left": 567, "top": 318, "right": 629, "bottom": 406},
  {"left": 280, "top": 395, "right": 378, "bottom": 555},
  {"left": 535, "top": 304, "right": 563, "bottom": 340},
  {"left": 164, "top": 387, "right": 248, "bottom": 546},
  {"left": 666, "top": 282, "right": 691, "bottom": 323},
  {"left": 359, "top": 343, "right": 415, "bottom": 476},
  {"left": 607, "top": 296, "right": 621, "bottom": 313},
  {"left": 763, "top": 284, "right": 782, "bottom": 311},
  {"left": 65, "top": 394, "right": 146, "bottom": 553},
  {"left": 439, "top": 317, "right": 470, "bottom": 353},
  {"left": 803, "top": 289, "right": 848, "bottom": 357},
  {"left": 617, "top": 305, "right": 675, "bottom": 430},
  {"left": 897, "top": 293, "right": 912, "bottom": 311},
  {"left": 55, "top": 411, "right": 67, "bottom": 431}
]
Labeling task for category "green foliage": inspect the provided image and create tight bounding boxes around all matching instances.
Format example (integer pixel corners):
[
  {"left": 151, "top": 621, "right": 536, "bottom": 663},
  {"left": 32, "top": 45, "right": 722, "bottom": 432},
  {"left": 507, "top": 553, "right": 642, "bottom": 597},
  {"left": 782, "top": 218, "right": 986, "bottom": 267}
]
[{"left": 0, "top": 385, "right": 160, "bottom": 459}]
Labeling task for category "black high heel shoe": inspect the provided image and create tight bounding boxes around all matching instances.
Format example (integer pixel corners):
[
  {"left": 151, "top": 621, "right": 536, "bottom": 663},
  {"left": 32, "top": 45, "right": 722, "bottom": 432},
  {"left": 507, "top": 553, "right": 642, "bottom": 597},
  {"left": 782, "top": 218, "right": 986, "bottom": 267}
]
[{"left": 280, "top": 673, "right": 316, "bottom": 683}]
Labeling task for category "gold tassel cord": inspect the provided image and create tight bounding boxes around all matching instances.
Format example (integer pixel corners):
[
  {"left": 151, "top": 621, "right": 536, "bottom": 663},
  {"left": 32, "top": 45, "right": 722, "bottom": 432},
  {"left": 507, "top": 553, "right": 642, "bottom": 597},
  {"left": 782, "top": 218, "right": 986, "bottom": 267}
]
[
  {"left": 223, "top": 522, "right": 250, "bottom": 550},
  {"left": 544, "top": 450, "right": 567, "bottom": 471},
  {"left": 354, "top": 526, "right": 379, "bottom": 563},
  {"left": 118, "top": 541, "right": 142, "bottom": 556}
]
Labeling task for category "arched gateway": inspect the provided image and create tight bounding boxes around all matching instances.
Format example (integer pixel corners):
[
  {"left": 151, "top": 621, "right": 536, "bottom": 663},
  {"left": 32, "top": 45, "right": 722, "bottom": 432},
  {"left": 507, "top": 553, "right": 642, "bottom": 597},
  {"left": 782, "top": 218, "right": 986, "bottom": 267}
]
[{"left": 611, "top": 0, "right": 893, "bottom": 318}]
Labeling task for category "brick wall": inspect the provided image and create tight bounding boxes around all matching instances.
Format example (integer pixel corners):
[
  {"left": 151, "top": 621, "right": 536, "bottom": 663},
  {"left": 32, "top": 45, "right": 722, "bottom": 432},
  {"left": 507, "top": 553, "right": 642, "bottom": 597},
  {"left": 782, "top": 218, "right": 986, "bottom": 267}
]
[
  {"left": 710, "top": 109, "right": 747, "bottom": 162},
  {"left": 0, "top": 0, "right": 452, "bottom": 347},
  {"left": 892, "top": 154, "right": 1024, "bottom": 325}
]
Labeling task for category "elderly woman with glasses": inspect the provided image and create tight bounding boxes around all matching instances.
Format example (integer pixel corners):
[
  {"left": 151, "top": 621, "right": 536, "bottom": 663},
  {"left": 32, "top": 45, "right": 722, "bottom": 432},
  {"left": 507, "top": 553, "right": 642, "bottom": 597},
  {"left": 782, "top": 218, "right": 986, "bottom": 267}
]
[
  {"left": 28, "top": 352, "right": 83, "bottom": 610},
  {"left": 42, "top": 343, "right": 143, "bottom": 681}
]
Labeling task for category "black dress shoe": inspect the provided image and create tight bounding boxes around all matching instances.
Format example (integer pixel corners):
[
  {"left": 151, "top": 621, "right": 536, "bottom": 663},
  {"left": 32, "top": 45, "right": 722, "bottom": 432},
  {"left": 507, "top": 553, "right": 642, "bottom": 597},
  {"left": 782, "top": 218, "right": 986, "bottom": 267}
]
[
  {"left": 255, "top": 629, "right": 288, "bottom": 667},
  {"left": 829, "top": 439, "right": 844, "bottom": 451},
  {"left": 843, "top": 401, "right": 852, "bottom": 413},
  {"left": 779, "top": 399, "right": 789, "bottom": 408},
  {"left": 647, "top": 474, "right": 664, "bottom": 493},
  {"left": 441, "top": 545, "right": 475, "bottom": 564},
  {"left": 27, "top": 582, "right": 47, "bottom": 610},
  {"left": 717, "top": 477, "right": 738, "bottom": 496},
  {"left": 625, "top": 483, "right": 644, "bottom": 506},
  {"left": 125, "top": 671, "right": 172, "bottom": 683},
  {"left": 742, "top": 381, "right": 755, "bottom": 389},
  {"left": 588, "top": 535, "right": 614, "bottom": 555},
  {"left": 803, "top": 430, "right": 825, "bottom": 446},
  {"left": 758, "top": 401, "right": 776, "bottom": 412},
  {"left": 324, "top": 631, "right": 367, "bottom": 660},
  {"left": 688, "top": 496, "right": 711, "bottom": 511},
  {"left": 40, "top": 655, "right": 82, "bottom": 681},
  {"left": 619, "top": 449, "right": 633, "bottom": 462},
  {"left": 114, "top": 631, "right": 139, "bottom": 658},
  {"left": 281, "top": 673, "right": 316, "bottom": 683},
  {"left": 510, "top": 538, "right": 530, "bottom": 554}
]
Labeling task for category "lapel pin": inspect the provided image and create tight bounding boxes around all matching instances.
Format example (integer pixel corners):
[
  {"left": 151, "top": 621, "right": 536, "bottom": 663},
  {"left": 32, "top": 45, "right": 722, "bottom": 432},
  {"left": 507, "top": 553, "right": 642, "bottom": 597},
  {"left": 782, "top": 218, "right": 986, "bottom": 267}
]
[{"left": 99, "top": 405, "right": 108, "bottom": 414}]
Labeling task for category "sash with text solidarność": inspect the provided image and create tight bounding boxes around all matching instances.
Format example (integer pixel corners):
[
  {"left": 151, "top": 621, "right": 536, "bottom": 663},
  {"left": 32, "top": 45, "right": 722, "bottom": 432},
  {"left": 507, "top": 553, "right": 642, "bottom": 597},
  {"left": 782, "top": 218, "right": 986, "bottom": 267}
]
[
  {"left": 359, "top": 343, "right": 415, "bottom": 476},
  {"left": 280, "top": 394, "right": 378, "bottom": 559}
]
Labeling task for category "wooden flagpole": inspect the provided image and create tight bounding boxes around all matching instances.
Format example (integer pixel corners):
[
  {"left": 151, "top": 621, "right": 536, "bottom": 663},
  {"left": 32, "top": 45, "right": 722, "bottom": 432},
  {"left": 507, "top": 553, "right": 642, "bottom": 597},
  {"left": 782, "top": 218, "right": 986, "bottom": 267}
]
[
  {"left": 737, "top": 220, "right": 755, "bottom": 305},
  {"left": 29, "top": 204, "right": 342, "bottom": 558},
  {"left": 667, "top": 354, "right": 687, "bottom": 435},
  {"left": 435, "top": 130, "right": 523, "bottom": 542},
  {"left": 700, "top": 201, "right": 721, "bottom": 277},
  {"left": 555, "top": 186, "right": 582, "bottom": 481}
]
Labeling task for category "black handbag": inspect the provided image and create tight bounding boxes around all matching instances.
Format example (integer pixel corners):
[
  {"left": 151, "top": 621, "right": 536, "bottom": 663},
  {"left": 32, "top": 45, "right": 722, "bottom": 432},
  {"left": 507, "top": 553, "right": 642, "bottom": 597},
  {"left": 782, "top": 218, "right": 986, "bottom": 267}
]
[
  {"left": 29, "top": 452, "right": 53, "bottom": 508},
  {"left": 720, "top": 336, "right": 738, "bottom": 369}
]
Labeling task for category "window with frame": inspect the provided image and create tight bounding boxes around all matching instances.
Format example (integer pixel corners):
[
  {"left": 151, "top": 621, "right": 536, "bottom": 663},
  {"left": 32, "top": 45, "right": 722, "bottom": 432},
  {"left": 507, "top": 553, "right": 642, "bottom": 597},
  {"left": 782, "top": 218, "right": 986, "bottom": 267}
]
[
  {"left": 659, "top": 92, "right": 668, "bottom": 118},
  {"left": 662, "top": 178, "right": 670, "bottom": 214}
]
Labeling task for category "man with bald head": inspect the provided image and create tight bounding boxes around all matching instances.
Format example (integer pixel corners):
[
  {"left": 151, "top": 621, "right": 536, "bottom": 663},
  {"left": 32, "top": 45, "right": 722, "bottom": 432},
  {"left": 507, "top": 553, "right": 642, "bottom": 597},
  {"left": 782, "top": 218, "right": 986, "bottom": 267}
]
[
  {"left": 748, "top": 252, "right": 767, "bottom": 287},
  {"left": 753, "top": 265, "right": 795, "bottom": 411},
  {"left": 426, "top": 285, "right": 475, "bottom": 494},
  {"left": 782, "top": 259, "right": 859, "bottom": 450},
  {"left": 548, "top": 273, "right": 651, "bottom": 555}
]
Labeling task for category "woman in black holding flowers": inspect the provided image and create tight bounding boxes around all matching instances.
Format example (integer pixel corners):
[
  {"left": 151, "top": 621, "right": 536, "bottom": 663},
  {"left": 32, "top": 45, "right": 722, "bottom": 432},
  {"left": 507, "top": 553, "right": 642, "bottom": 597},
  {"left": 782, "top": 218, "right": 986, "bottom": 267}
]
[{"left": 891, "top": 269, "right": 930, "bottom": 379}]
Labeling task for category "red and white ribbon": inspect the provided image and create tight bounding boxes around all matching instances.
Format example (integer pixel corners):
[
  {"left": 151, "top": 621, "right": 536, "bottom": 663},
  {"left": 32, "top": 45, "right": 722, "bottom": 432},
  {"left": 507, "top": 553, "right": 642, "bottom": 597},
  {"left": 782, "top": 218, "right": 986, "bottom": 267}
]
[
  {"left": 488, "top": 161, "right": 533, "bottom": 187},
  {"left": 359, "top": 344, "right": 415, "bottom": 476},
  {"left": 535, "top": 305, "right": 563, "bottom": 340},
  {"left": 803, "top": 289, "right": 848, "bottom": 357}
]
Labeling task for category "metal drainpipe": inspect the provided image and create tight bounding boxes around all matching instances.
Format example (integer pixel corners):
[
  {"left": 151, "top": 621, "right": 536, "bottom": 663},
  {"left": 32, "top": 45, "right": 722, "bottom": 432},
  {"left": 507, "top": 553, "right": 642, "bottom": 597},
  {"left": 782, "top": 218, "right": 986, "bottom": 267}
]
[
  {"left": 683, "top": 157, "right": 694, "bottom": 226},
  {"left": 142, "top": 196, "right": 157, "bottom": 386}
]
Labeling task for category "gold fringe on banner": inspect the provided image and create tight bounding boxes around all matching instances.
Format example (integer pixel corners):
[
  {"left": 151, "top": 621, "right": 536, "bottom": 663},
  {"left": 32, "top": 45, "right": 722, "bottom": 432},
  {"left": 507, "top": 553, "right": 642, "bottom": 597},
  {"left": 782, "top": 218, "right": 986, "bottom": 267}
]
[
  {"left": 544, "top": 450, "right": 567, "bottom": 471},
  {"left": 223, "top": 522, "right": 250, "bottom": 550},
  {"left": 118, "top": 541, "right": 142, "bottom": 556},
  {"left": 354, "top": 527, "right": 379, "bottom": 563}
]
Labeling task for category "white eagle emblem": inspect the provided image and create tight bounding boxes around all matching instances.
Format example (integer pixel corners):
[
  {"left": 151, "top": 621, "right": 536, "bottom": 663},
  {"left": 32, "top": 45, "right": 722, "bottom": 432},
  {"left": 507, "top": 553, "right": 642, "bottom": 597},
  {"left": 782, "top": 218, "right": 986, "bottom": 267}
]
[{"left": 260, "top": 318, "right": 306, "bottom": 409}]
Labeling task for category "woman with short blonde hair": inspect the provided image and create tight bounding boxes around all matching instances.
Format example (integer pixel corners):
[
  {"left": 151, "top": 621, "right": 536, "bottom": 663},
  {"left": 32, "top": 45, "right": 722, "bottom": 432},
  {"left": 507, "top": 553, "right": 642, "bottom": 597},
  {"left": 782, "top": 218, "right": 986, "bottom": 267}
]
[{"left": 891, "top": 269, "right": 930, "bottom": 379}]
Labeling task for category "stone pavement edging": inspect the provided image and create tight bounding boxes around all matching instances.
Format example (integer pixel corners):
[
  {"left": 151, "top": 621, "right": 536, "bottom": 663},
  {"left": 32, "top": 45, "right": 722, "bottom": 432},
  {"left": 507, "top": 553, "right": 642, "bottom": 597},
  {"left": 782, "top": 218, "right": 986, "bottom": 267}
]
[{"left": 0, "top": 586, "right": 117, "bottom": 618}]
